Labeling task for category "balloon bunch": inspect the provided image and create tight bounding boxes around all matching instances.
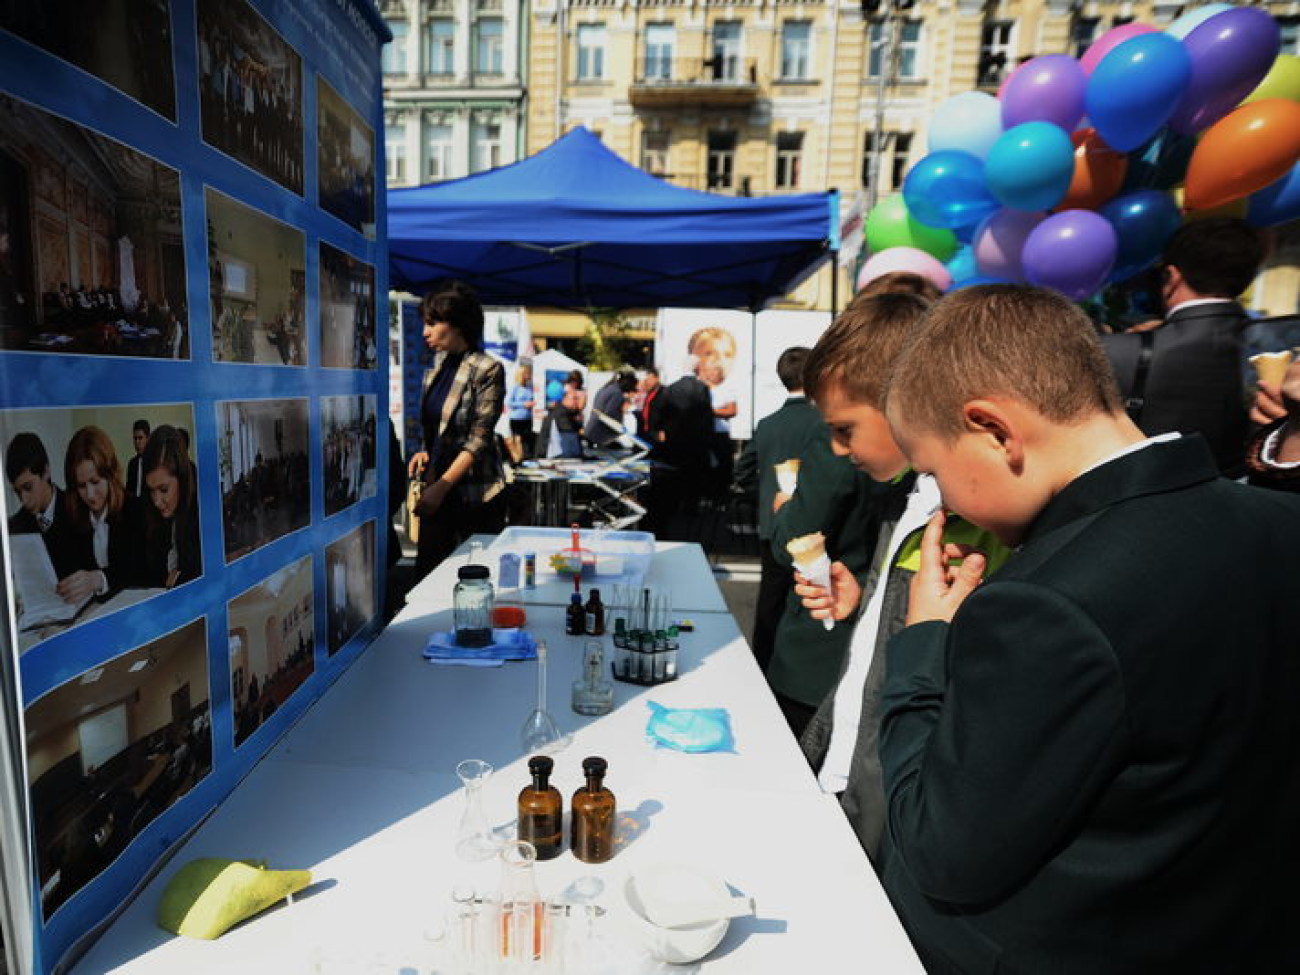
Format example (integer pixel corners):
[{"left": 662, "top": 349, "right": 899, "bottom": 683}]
[{"left": 858, "top": 6, "right": 1300, "bottom": 301}]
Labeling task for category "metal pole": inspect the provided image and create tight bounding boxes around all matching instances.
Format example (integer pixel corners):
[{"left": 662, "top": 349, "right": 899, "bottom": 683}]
[{"left": 865, "top": 0, "right": 896, "bottom": 216}]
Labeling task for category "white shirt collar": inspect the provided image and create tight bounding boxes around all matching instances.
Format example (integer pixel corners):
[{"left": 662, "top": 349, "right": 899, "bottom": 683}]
[
  {"left": 1079, "top": 432, "right": 1180, "bottom": 477},
  {"left": 1166, "top": 297, "right": 1233, "bottom": 317}
]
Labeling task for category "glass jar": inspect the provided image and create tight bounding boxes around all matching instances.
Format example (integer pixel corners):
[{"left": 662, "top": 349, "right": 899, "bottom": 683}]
[{"left": 454, "top": 564, "right": 494, "bottom": 648}]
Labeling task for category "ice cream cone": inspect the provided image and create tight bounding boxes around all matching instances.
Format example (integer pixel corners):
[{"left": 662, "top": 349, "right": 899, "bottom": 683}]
[
  {"left": 774, "top": 458, "right": 801, "bottom": 495},
  {"left": 786, "top": 532, "right": 834, "bottom": 631},
  {"left": 1251, "top": 350, "right": 1294, "bottom": 387}
]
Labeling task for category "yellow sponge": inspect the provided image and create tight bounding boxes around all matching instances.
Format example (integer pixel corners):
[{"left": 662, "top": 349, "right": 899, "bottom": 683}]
[{"left": 157, "top": 858, "right": 312, "bottom": 940}]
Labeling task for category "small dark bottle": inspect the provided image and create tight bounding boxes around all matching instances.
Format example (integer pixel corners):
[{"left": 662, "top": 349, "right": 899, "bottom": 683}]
[
  {"left": 584, "top": 589, "right": 606, "bottom": 636},
  {"left": 517, "top": 755, "right": 563, "bottom": 860},
  {"left": 565, "top": 593, "right": 585, "bottom": 635},
  {"left": 571, "top": 756, "right": 616, "bottom": 864}
]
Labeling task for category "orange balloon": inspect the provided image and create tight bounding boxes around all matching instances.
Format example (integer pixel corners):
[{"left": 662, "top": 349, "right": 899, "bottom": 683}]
[
  {"left": 1184, "top": 99, "right": 1300, "bottom": 210},
  {"left": 1057, "top": 128, "right": 1127, "bottom": 211}
]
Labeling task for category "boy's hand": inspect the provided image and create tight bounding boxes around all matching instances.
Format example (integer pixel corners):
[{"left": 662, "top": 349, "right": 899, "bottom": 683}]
[
  {"left": 906, "top": 511, "right": 986, "bottom": 625},
  {"left": 1251, "top": 358, "right": 1300, "bottom": 425},
  {"left": 794, "top": 560, "right": 862, "bottom": 622}
]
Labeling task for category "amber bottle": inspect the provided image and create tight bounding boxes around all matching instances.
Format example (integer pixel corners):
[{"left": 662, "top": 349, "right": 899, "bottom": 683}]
[
  {"left": 571, "top": 756, "right": 615, "bottom": 863},
  {"left": 517, "top": 755, "right": 563, "bottom": 860}
]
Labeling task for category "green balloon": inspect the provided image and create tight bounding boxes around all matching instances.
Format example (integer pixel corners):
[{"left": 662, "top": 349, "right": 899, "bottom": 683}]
[
  {"left": 1243, "top": 55, "right": 1300, "bottom": 106},
  {"left": 865, "top": 194, "right": 958, "bottom": 261}
]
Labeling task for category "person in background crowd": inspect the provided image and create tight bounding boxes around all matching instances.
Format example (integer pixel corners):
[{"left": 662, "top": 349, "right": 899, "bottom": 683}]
[
  {"left": 5, "top": 431, "right": 79, "bottom": 579},
  {"left": 59, "top": 425, "right": 139, "bottom": 604},
  {"left": 874, "top": 284, "right": 1300, "bottom": 972},
  {"left": 1102, "top": 218, "right": 1265, "bottom": 477},
  {"left": 646, "top": 363, "right": 714, "bottom": 539},
  {"left": 635, "top": 367, "right": 665, "bottom": 444},
  {"left": 407, "top": 280, "right": 506, "bottom": 577},
  {"left": 584, "top": 369, "right": 638, "bottom": 448},
  {"left": 851, "top": 271, "right": 943, "bottom": 305},
  {"left": 562, "top": 369, "right": 586, "bottom": 428},
  {"left": 1245, "top": 353, "right": 1300, "bottom": 490},
  {"left": 140, "top": 425, "right": 201, "bottom": 589},
  {"left": 126, "top": 418, "right": 150, "bottom": 500},
  {"left": 506, "top": 362, "right": 536, "bottom": 461}
]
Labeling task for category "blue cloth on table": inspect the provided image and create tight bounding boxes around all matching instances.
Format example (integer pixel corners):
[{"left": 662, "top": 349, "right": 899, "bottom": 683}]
[{"left": 423, "top": 628, "right": 537, "bottom": 666}]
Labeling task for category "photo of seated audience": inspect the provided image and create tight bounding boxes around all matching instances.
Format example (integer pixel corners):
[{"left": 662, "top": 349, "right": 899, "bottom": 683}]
[
  {"left": 322, "top": 394, "right": 378, "bottom": 517},
  {"left": 317, "top": 78, "right": 375, "bottom": 238},
  {"left": 319, "top": 242, "right": 377, "bottom": 370},
  {"left": 2, "top": 403, "right": 196, "bottom": 654},
  {"left": 0, "top": 0, "right": 176, "bottom": 120},
  {"left": 197, "top": 0, "right": 303, "bottom": 194},
  {"left": 218, "top": 398, "right": 310, "bottom": 561},
  {"left": 206, "top": 188, "right": 306, "bottom": 366},
  {"left": 0, "top": 93, "right": 188, "bottom": 358},
  {"left": 26, "top": 619, "right": 212, "bottom": 919},
  {"left": 228, "top": 556, "right": 315, "bottom": 747},
  {"left": 325, "top": 520, "right": 376, "bottom": 656}
]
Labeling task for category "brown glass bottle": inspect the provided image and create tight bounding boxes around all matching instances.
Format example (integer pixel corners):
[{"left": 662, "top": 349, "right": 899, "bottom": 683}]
[
  {"left": 571, "top": 756, "right": 615, "bottom": 863},
  {"left": 517, "top": 755, "right": 563, "bottom": 860}
]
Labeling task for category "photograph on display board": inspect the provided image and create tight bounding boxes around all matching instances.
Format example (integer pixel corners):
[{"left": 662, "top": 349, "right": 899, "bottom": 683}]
[
  {"left": 324, "top": 519, "right": 375, "bottom": 656},
  {"left": 316, "top": 77, "right": 375, "bottom": 238},
  {"left": 0, "top": 0, "right": 177, "bottom": 121},
  {"left": 26, "top": 617, "right": 212, "bottom": 919},
  {"left": 206, "top": 188, "right": 306, "bottom": 366},
  {"left": 196, "top": 0, "right": 304, "bottom": 195},
  {"left": 1, "top": 404, "right": 201, "bottom": 656},
  {"left": 319, "top": 241, "right": 377, "bottom": 370},
  {"left": 228, "top": 555, "right": 315, "bottom": 747},
  {"left": 322, "top": 394, "right": 378, "bottom": 517},
  {"left": 0, "top": 93, "right": 188, "bottom": 358},
  {"left": 217, "top": 397, "right": 310, "bottom": 562}
]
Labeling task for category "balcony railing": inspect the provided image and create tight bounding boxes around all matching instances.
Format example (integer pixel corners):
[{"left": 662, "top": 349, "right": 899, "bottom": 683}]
[{"left": 629, "top": 56, "right": 759, "bottom": 107}]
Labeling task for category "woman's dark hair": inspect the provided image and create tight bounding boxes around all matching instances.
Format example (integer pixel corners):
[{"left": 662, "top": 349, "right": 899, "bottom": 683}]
[
  {"left": 566, "top": 369, "right": 584, "bottom": 389},
  {"left": 141, "top": 424, "right": 194, "bottom": 522},
  {"left": 421, "top": 279, "right": 485, "bottom": 350}
]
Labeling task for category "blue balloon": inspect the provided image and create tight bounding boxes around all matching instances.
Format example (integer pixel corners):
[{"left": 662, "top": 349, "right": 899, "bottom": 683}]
[
  {"left": 902, "top": 150, "right": 1000, "bottom": 231},
  {"left": 1085, "top": 34, "right": 1192, "bottom": 152},
  {"left": 1099, "top": 190, "right": 1182, "bottom": 282},
  {"left": 945, "top": 245, "right": 980, "bottom": 285},
  {"left": 1247, "top": 161, "right": 1300, "bottom": 227},
  {"left": 929, "top": 91, "right": 1004, "bottom": 159},
  {"left": 950, "top": 273, "right": 1013, "bottom": 290},
  {"left": 984, "top": 122, "right": 1075, "bottom": 211}
]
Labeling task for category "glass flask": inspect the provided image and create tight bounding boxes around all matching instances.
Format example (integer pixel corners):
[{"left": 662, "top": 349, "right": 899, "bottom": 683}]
[
  {"left": 520, "top": 641, "right": 571, "bottom": 754},
  {"left": 498, "top": 840, "right": 544, "bottom": 966},
  {"left": 454, "top": 564, "right": 494, "bottom": 648},
  {"left": 455, "top": 758, "right": 500, "bottom": 861},
  {"left": 571, "top": 641, "right": 614, "bottom": 716}
]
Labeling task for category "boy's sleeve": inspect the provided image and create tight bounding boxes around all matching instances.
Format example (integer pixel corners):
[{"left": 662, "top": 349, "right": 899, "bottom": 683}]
[
  {"left": 878, "top": 581, "right": 1127, "bottom": 906},
  {"left": 769, "top": 434, "right": 857, "bottom": 568}
]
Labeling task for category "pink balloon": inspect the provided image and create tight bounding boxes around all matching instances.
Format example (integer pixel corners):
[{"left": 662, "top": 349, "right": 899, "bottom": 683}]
[
  {"left": 856, "top": 246, "right": 954, "bottom": 292},
  {"left": 972, "top": 209, "right": 1046, "bottom": 282},
  {"left": 1080, "top": 23, "right": 1158, "bottom": 77}
]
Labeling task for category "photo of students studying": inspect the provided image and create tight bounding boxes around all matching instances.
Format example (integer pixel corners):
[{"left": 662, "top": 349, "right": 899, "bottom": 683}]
[{"left": 25, "top": 619, "right": 212, "bottom": 919}]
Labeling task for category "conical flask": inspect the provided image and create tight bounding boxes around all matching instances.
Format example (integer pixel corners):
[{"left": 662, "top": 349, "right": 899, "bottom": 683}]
[
  {"left": 520, "top": 641, "right": 571, "bottom": 754},
  {"left": 454, "top": 758, "right": 500, "bottom": 861}
]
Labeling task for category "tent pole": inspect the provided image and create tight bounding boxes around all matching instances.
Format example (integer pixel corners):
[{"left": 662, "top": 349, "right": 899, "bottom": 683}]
[{"left": 831, "top": 249, "right": 839, "bottom": 315}]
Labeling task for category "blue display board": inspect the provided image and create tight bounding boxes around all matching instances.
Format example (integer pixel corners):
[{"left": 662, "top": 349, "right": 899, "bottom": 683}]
[{"left": 0, "top": 1, "right": 389, "bottom": 969}]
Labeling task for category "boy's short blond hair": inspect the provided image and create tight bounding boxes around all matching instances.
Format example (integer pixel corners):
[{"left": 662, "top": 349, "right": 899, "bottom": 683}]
[
  {"left": 884, "top": 284, "right": 1125, "bottom": 440},
  {"left": 803, "top": 292, "right": 932, "bottom": 409}
]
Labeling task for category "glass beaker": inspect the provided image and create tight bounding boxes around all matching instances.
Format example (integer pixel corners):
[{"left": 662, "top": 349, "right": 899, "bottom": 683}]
[
  {"left": 455, "top": 759, "right": 500, "bottom": 861},
  {"left": 498, "top": 840, "right": 544, "bottom": 966}
]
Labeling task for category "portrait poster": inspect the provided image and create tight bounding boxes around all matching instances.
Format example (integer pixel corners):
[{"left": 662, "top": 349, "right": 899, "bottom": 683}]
[
  {"left": 655, "top": 308, "right": 755, "bottom": 439},
  {"left": 752, "top": 309, "right": 832, "bottom": 424},
  {"left": 0, "top": 0, "right": 389, "bottom": 970}
]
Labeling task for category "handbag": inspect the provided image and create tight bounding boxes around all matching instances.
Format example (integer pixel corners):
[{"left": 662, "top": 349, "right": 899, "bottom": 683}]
[{"left": 406, "top": 479, "right": 423, "bottom": 544}]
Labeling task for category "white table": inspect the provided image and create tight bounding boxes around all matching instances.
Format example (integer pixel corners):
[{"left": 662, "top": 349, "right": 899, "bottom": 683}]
[{"left": 69, "top": 541, "right": 922, "bottom": 974}]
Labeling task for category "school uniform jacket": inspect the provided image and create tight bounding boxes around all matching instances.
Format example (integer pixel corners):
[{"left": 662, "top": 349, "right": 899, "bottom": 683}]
[{"left": 877, "top": 435, "right": 1300, "bottom": 974}]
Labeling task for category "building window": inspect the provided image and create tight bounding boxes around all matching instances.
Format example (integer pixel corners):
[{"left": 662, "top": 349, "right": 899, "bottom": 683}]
[
  {"left": 711, "top": 22, "right": 742, "bottom": 81},
  {"left": 780, "top": 21, "right": 811, "bottom": 81},
  {"left": 868, "top": 20, "right": 921, "bottom": 79},
  {"left": 978, "top": 20, "right": 1014, "bottom": 86},
  {"left": 1279, "top": 16, "right": 1300, "bottom": 54},
  {"left": 472, "top": 121, "right": 501, "bottom": 172},
  {"left": 386, "top": 122, "right": 407, "bottom": 184},
  {"left": 577, "top": 24, "right": 606, "bottom": 81},
  {"left": 644, "top": 23, "right": 674, "bottom": 80},
  {"left": 707, "top": 130, "right": 737, "bottom": 190},
  {"left": 425, "top": 123, "right": 453, "bottom": 181},
  {"left": 642, "top": 130, "right": 670, "bottom": 175},
  {"left": 475, "top": 18, "right": 503, "bottom": 75},
  {"left": 860, "top": 131, "right": 915, "bottom": 193},
  {"left": 427, "top": 20, "right": 455, "bottom": 76},
  {"left": 890, "top": 132, "right": 913, "bottom": 191},
  {"left": 1070, "top": 17, "right": 1099, "bottom": 58},
  {"left": 383, "top": 20, "right": 408, "bottom": 75},
  {"left": 775, "top": 131, "right": 803, "bottom": 189}
]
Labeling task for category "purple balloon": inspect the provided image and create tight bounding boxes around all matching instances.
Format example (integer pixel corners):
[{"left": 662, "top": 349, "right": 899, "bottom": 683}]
[
  {"left": 1001, "top": 54, "right": 1087, "bottom": 132},
  {"left": 973, "top": 209, "right": 1045, "bottom": 282},
  {"left": 1022, "top": 210, "right": 1117, "bottom": 301},
  {"left": 1168, "top": 8, "right": 1281, "bottom": 135}
]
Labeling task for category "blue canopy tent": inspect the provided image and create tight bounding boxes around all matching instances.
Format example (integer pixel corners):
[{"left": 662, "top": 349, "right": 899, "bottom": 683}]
[{"left": 387, "top": 127, "right": 840, "bottom": 311}]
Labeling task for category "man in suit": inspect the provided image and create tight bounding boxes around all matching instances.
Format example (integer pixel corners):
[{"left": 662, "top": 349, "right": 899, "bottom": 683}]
[
  {"left": 646, "top": 367, "right": 714, "bottom": 539},
  {"left": 5, "top": 431, "right": 79, "bottom": 579},
  {"left": 734, "top": 347, "right": 822, "bottom": 672},
  {"left": 125, "top": 419, "right": 150, "bottom": 501},
  {"left": 878, "top": 284, "right": 1300, "bottom": 973},
  {"left": 1102, "top": 217, "right": 1264, "bottom": 476}
]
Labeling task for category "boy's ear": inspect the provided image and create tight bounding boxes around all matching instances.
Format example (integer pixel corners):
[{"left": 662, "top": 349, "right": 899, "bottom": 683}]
[{"left": 961, "top": 400, "right": 1024, "bottom": 472}]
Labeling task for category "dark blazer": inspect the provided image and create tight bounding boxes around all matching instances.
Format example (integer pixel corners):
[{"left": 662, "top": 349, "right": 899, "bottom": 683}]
[
  {"left": 635, "top": 385, "right": 666, "bottom": 444},
  {"left": 67, "top": 504, "right": 144, "bottom": 595},
  {"left": 8, "top": 486, "right": 80, "bottom": 580},
  {"left": 655, "top": 375, "right": 714, "bottom": 473},
  {"left": 1103, "top": 301, "right": 1250, "bottom": 475},
  {"left": 733, "top": 395, "right": 823, "bottom": 540},
  {"left": 420, "top": 349, "right": 505, "bottom": 505},
  {"left": 583, "top": 379, "right": 627, "bottom": 446},
  {"left": 878, "top": 436, "right": 1300, "bottom": 974},
  {"left": 126, "top": 454, "right": 146, "bottom": 499},
  {"left": 141, "top": 506, "right": 202, "bottom": 589}
]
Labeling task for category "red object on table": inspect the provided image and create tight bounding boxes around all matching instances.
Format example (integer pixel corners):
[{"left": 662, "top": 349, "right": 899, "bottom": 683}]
[{"left": 492, "top": 605, "right": 527, "bottom": 628}]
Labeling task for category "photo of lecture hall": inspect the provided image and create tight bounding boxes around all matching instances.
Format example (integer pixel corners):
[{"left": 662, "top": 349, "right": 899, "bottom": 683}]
[
  {"left": 325, "top": 519, "right": 376, "bottom": 656},
  {"left": 228, "top": 555, "right": 316, "bottom": 747},
  {"left": 317, "top": 77, "right": 376, "bottom": 238},
  {"left": 0, "top": 93, "right": 188, "bottom": 358},
  {"left": 218, "top": 397, "right": 310, "bottom": 562},
  {"left": 322, "top": 393, "right": 378, "bottom": 517},
  {"left": 26, "top": 619, "right": 212, "bottom": 919},
  {"left": 319, "top": 241, "right": 377, "bottom": 370}
]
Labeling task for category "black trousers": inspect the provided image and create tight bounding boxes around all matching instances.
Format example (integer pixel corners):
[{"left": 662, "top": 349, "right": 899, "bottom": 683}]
[
  {"left": 752, "top": 540, "right": 791, "bottom": 676},
  {"left": 415, "top": 488, "right": 507, "bottom": 579}
]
